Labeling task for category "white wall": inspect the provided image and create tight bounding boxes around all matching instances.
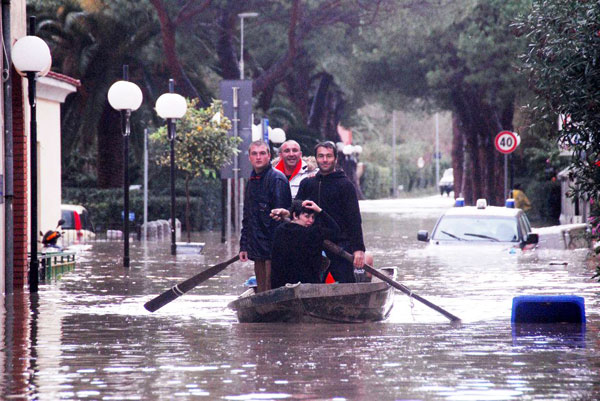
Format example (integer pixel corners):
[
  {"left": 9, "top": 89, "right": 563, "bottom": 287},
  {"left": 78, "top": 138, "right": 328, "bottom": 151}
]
[
  {"left": 37, "top": 98, "right": 62, "bottom": 232},
  {"left": 35, "top": 76, "right": 77, "bottom": 242}
]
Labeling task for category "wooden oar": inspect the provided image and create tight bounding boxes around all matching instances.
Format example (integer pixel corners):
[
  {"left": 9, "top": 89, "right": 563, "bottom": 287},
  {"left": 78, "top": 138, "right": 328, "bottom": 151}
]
[
  {"left": 323, "top": 240, "right": 461, "bottom": 323},
  {"left": 144, "top": 255, "right": 239, "bottom": 312}
]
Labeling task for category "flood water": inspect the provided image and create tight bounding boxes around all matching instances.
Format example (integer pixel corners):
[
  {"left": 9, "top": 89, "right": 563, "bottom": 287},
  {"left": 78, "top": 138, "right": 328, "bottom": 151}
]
[{"left": 2, "top": 195, "right": 599, "bottom": 400}]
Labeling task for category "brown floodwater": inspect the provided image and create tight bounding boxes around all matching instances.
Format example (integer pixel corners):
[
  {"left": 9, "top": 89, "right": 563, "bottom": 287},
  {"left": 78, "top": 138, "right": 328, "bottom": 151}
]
[{"left": 1, "top": 196, "right": 599, "bottom": 400}]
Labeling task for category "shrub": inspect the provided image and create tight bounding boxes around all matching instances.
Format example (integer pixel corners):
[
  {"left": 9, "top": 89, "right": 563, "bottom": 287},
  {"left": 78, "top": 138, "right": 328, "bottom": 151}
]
[{"left": 361, "top": 162, "right": 391, "bottom": 199}]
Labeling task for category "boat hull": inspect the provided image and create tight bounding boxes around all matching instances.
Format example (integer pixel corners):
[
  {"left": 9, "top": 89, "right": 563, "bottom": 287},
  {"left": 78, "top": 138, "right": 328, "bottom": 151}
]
[{"left": 228, "top": 281, "right": 394, "bottom": 323}]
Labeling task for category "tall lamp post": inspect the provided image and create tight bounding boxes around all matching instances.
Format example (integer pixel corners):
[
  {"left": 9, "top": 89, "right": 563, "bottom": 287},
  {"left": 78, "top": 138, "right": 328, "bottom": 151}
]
[
  {"left": 155, "top": 79, "right": 187, "bottom": 255},
  {"left": 238, "top": 12, "right": 259, "bottom": 80},
  {"left": 107, "top": 65, "right": 143, "bottom": 267},
  {"left": 12, "top": 16, "right": 52, "bottom": 293}
]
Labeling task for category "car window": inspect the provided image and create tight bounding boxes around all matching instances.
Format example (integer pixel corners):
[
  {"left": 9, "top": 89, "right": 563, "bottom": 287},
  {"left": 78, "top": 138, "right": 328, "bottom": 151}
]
[
  {"left": 80, "top": 210, "right": 95, "bottom": 232},
  {"left": 432, "top": 216, "right": 518, "bottom": 242},
  {"left": 61, "top": 210, "right": 75, "bottom": 229}
]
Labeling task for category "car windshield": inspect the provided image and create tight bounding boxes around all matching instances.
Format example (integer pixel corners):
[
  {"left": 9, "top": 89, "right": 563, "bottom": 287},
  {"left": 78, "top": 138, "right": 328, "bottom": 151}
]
[
  {"left": 61, "top": 210, "right": 76, "bottom": 229},
  {"left": 432, "top": 216, "right": 518, "bottom": 242}
]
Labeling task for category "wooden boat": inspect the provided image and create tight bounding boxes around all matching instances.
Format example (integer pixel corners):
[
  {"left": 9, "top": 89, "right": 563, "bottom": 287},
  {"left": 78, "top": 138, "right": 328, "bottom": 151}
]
[{"left": 228, "top": 271, "right": 395, "bottom": 323}]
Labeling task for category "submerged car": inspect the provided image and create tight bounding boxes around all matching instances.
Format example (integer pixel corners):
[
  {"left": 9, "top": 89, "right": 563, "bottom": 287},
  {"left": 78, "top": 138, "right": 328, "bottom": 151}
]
[
  {"left": 61, "top": 204, "right": 96, "bottom": 244},
  {"left": 438, "top": 168, "right": 454, "bottom": 196},
  {"left": 418, "top": 198, "right": 538, "bottom": 249}
]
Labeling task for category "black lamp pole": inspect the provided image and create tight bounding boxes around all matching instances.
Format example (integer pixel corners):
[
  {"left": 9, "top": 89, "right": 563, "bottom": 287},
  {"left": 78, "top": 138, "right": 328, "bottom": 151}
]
[
  {"left": 167, "top": 79, "right": 177, "bottom": 255},
  {"left": 26, "top": 16, "right": 40, "bottom": 293},
  {"left": 122, "top": 65, "right": 131, "bottom": 268}
]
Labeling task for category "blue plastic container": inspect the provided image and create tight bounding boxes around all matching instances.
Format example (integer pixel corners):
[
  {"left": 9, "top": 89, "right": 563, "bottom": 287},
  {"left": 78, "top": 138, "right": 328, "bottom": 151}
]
[{"left": 511, "top": 295, "right": 585, "bottom": 324}]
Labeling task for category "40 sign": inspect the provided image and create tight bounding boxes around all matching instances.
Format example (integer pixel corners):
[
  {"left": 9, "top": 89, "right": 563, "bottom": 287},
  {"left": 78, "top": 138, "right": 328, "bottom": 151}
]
[{"left": 494, "top": 131, "right": 520, "bottom": 154}]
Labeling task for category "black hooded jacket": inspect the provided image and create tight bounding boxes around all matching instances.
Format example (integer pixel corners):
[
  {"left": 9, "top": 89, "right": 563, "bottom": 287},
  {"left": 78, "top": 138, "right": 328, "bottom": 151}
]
[
  {"left": 240, "top": 164, "right": 292, "bottom": 260},
  {"left": 296, "top": 170, "right": 365, "bottom": 253}
]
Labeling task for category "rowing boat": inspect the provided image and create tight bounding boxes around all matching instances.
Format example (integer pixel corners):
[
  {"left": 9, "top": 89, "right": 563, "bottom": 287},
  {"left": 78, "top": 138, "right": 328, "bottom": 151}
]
[{"left": 227, "top": 271, "right": 395, "bottom": 323}]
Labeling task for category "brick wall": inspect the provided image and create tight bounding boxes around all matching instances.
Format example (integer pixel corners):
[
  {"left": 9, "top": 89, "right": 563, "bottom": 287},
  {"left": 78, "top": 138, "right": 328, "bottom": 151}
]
[{"left": 12, "top": 72, "right": 27, "bottom": 288}]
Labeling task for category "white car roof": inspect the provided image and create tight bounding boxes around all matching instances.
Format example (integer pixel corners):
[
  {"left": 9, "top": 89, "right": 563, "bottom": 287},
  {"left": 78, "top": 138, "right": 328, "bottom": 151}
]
[
  {"left": 442, "top": 205, "right": 522, "bottom": 218},
  {"left": 61, "top": 204, "right": 88, "bottom": 213}
]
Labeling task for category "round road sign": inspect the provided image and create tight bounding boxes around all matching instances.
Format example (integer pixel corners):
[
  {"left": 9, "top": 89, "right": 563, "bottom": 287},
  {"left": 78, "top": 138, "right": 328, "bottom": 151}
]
[{"left": 495, "top": 131, "right": 518, "bottom": 154}]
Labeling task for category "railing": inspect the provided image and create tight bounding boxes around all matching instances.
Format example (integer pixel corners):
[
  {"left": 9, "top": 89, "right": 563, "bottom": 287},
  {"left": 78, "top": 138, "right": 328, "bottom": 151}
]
[{"left": 38, "top": 251, "right": 77, "bottom": 281}]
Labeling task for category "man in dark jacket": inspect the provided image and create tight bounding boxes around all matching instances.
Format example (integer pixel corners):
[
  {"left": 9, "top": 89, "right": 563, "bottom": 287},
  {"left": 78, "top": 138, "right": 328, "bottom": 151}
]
[
  {"left": 296, "top": 141, "right": 366, "bottom": 283},
  {"left": 240, "top": 140, "right": 292, "bottom": 292}
]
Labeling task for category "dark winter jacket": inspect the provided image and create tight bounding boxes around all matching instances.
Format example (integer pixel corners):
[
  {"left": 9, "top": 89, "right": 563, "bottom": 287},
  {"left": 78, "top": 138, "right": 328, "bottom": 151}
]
[
  {"left": 296, "top": 170, "right": 365, "bottom": 253},
  {"left": 271, "top": 210, "right": 340, "bottom": 289},
  {"left": 240, "top": 164, "right": 292, "bottom": 260}
]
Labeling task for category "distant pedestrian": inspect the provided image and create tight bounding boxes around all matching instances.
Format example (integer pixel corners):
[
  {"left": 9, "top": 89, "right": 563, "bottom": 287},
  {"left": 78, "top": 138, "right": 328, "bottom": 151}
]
[
  {"left": 274, "top": 140, "right": 313, "bottom": 198},
  {"left": 296, "top": 141, "right": 366, "bottom": 283},
  {"left": 511, "top": 183, "right": 531, "bottom": 211},
  {"left": 240, "top": 141, "right": 292, "bottom": 292}
]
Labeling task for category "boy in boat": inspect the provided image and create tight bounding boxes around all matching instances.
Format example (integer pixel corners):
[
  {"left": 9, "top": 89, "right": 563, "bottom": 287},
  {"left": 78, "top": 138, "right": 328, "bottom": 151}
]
[{"left": 269, "top": 199, "right": 340, "bottom": 289}]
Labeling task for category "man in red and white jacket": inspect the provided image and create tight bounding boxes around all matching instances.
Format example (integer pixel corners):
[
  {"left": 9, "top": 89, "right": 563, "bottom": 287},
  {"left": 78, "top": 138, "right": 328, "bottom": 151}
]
[{"left": 274, "top": 140, "right": 313, "bottom": 198}]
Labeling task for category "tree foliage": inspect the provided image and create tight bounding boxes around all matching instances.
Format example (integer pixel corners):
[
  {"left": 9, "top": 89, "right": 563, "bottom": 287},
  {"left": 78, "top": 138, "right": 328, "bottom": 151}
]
[
  {"left": 150, "top": 99, "right": 240, "bottom": 239},
  {"left": 150, "top": 99, "right": 239, "bottom": 179},
  {"left": 351, "top": 0, "right": 531, "bottom": 204},
  {"left": 516, "top": 1, "right": 600, "bottom": 200}
]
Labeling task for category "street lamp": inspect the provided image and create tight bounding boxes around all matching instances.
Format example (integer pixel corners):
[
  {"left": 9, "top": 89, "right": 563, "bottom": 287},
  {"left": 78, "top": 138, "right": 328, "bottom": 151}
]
[
  {"left": 107, "top": 65, "right": 143, "bottom": 267},
  {"left": 12, "top": 16, "right": 52, "bottom": 293},
  {"left": 155, "top": 79, "right": 187, "bottom": 255},
  {"left": 238, "top": 12, "right": 259, "bottom": 80}
]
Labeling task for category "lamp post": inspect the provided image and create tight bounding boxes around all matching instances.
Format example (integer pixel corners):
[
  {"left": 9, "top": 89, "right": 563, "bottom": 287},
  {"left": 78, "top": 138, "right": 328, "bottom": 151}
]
[
  {"left": 155, "top": 79, "right": 187, "bottom": 255},
  {"left": 107, "top": 65, "right": 143, "bottom": 267},
  {"left": 12, "top": 16, "right": 52, "bottom": 293},
  {"left": 269, "top": 127, "right": 286, "bottom": 154},
  {"left": 238, "top": 12, "right": 259, "bottom": 80}
]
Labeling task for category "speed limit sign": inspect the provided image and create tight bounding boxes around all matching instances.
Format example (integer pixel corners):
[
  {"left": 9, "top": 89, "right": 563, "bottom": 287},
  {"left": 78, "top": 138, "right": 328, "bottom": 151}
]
[{"left": 495, "top": 131, "right": 519, "bottom": 154}]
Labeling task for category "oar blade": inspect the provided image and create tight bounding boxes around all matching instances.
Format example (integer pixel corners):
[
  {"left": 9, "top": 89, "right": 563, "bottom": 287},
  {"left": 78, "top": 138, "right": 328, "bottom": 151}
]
[
  {"left": 143, "top": 255, "right": 239, "bottom": 313},
  {"left": 144, "top": 288, "right": 180, "bottom": 312},
  {"left": 322, "top": 240, "right": 461, "bottom": 323}
]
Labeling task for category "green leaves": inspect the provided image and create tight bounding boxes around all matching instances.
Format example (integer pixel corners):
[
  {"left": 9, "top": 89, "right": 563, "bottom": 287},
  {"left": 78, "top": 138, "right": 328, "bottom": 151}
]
[
  {"left": 518, "top": 0, "right": 600, "bottom": 201},
  {"left": 150, "top": 99, "right": 241, "bottom": 179}
]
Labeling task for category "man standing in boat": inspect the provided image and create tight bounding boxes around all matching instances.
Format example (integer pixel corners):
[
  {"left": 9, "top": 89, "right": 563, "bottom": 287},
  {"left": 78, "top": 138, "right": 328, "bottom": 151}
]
[
  {"left": 274, "top": 140, "right": 313, "bottom": 198},
  {"left": 296, "top": 141, "right": 366, "bottom": 283},
  {"left": 240, "top": 140, "right": 292, "bottom": 292}
]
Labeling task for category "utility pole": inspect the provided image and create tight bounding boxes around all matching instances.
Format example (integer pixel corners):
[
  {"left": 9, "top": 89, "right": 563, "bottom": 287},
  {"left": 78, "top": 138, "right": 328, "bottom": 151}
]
[{"left": 392, "top": 111, "right": 397, "bottom": 197}]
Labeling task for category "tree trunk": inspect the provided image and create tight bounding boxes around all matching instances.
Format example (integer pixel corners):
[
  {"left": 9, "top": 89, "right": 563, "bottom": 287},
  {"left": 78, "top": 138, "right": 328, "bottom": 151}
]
[
  {"left": 451, "top": 113, "right": 463, "bottom": 199},
  {"left": 308, "top": 72, "right": 333, "bottom": 130},
  {"left": 97, "top": 104, "right": 123, "bottom": 188},
  {"left": 216, "top": 7, "right": 241, "bottom": 80}
]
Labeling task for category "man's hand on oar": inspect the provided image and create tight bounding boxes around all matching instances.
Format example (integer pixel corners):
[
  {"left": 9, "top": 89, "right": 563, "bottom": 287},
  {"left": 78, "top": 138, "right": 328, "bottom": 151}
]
[
  {"left": 144, "top": 255, "right": 239, "bottom": 312},
  {"left": 323, "top": 240, "right": 461, "bottom": 324}
]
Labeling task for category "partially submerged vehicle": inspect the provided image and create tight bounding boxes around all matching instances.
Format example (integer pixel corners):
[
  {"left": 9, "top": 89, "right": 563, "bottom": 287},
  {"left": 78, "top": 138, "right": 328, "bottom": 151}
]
[
  {"left": 228, "top": 269, "right": 396, "bottom": 323},
  {"left": 61, "top": 204, "right": 96, "bottom": 245},
  {"left": 418, "top": 198, "right": 538, "bottom": 250}
]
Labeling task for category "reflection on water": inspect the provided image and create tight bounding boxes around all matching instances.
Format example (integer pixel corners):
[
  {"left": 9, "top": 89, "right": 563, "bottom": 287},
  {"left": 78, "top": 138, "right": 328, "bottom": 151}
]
[{"left": 2, "top": 196, "right": 600, "bottom": 400}]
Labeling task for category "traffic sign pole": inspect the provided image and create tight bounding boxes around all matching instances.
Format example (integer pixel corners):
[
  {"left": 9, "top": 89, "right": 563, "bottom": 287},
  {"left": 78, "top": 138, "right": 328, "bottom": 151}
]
[
  {"left": 495, "top": 131, "right": 519, "bottom": 200},
  {"left": 504, "top": 154, "right": 508, "bottom": 199}
]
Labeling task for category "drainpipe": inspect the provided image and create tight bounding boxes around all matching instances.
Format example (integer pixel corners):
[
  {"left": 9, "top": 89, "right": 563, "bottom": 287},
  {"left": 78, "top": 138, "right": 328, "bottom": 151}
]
[{"left": 2, "top": 0, "right": 13, "bottom": 294}]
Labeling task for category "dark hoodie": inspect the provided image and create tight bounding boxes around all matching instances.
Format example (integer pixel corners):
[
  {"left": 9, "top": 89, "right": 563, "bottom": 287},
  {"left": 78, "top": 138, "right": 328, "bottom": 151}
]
[{"left": 296, "top": 170, "right": 365, "bottom": 253}]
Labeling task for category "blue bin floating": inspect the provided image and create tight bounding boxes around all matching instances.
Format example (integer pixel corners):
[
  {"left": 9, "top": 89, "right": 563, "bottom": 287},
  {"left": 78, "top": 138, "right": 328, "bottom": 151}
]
[{"left": 511, "top": 295, "right": 585, "bottom": 324}]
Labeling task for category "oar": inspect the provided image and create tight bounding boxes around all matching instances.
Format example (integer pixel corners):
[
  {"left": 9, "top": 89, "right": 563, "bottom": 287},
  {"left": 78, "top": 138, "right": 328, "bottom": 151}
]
[
  {"left": 323, "top": 240, "right": 461, "bottom": 323},
  {"left": 144, "top": 255, "right": 239, "bottom": 312}
]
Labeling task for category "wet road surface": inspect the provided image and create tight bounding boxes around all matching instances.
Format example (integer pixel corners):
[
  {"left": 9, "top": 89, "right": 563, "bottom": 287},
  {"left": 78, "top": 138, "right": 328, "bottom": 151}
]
[{"left": 1, "top": 195, "right": 599, "bottom": 400}]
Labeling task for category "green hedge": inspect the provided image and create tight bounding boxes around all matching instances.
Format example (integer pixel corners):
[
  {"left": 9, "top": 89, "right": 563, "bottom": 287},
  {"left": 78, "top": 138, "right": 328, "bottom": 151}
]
[
  {"left": 523, "top": 180, "right": 561, "bottom": 224},
  {"left": 63, "top": 178, "right": 222, "bottom": 232},
  {"left": 361, "top": 162, "right": 391, "bottom": 199}
]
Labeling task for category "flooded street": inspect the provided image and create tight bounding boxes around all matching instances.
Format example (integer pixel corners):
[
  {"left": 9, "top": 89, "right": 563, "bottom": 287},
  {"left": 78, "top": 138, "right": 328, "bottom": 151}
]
[{"left": 2, "top": 195, "right": 599, "bottom": 400}]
